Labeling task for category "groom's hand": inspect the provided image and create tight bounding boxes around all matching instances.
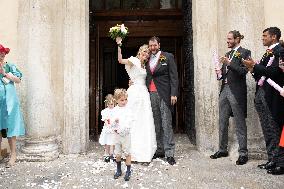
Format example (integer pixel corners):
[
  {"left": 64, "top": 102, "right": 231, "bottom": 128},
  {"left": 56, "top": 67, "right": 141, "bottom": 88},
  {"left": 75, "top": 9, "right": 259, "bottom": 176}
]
[{"left": 171, "top": 96, "right": 177, "bottom": 105}]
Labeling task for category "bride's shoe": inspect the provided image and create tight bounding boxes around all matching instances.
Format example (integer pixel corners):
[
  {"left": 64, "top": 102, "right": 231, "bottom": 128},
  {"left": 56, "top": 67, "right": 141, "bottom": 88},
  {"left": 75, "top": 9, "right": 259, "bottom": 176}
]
[
  {"left": 5, "top": 156, "right": 16, "bottom": 168},
  {"left": 5, "top": 161, "right": 16, "bottom": 168}
]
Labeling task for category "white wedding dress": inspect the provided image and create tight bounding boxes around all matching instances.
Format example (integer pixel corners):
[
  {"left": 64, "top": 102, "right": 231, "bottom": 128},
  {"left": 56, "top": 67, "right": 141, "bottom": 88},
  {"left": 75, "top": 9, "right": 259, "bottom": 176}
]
[{"left": 125, "top": 56, "right": 157, "bottom": 162}]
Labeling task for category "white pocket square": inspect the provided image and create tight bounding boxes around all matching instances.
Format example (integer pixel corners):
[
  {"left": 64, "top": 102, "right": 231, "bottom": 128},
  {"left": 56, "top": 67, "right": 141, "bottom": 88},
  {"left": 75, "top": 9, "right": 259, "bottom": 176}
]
[{"left": 161, "top": 63, "right": 167, "bottom": 66}]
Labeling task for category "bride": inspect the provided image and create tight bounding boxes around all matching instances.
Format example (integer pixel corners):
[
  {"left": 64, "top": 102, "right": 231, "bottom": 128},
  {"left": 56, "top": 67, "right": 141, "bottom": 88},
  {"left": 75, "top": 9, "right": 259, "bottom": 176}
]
[{"left": 116, "top": 37, "right": 157, "bottom": 163}]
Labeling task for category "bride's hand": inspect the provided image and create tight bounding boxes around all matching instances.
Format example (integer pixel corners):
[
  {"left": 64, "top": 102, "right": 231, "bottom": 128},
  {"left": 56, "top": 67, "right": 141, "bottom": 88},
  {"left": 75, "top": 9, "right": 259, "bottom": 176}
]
[{"left": 116, "top": 37, "right": 122, "bottom": 46}]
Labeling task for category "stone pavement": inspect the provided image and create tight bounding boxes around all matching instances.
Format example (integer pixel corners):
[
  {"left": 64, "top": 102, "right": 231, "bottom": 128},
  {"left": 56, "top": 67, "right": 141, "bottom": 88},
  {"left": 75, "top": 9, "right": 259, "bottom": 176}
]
[{"left": 0, "top": 134, "right": 283, "bottom": 189}]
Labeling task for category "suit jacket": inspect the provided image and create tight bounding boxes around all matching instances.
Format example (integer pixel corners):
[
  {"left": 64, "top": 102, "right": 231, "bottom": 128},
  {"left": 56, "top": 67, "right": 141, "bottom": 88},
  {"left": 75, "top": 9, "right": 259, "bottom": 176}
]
[
  {"left": 220, "top": 47, "right": 251, "bottom": 117},
  {"left": 146, "top": 51, "right": 179, "bottom": 111},
  {"left": 253, "top": 43, "right": 284, "bottom": 126}
]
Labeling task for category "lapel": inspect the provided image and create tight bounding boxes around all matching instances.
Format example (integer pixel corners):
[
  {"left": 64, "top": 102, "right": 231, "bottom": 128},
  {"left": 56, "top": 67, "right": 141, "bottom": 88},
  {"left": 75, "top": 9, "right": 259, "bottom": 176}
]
[
  {"left": 260, "top": 45, "right": 278, "bottom": 65},
  {"left": 146, "top": 60, "right": 151, "bottom": 75}
]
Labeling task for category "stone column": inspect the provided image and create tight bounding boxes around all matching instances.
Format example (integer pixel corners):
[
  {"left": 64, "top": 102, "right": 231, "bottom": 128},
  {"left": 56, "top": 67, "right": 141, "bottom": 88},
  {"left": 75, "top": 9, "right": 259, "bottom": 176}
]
[
  {"left": 192, "top": 0, "right": 220, "bottom": 153},
  {"left": 62, "top": 0, "right": 89, "bottom": 154},
  {"left": 18, "top": 0, "right": 59, "bottom": 161}
]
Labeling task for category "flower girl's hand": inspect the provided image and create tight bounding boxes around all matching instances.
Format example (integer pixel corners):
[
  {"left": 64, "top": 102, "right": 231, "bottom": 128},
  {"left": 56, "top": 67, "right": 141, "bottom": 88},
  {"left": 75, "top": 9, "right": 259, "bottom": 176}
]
[{"left": 116, "top": 37, "right": 122, "bottom": 46}]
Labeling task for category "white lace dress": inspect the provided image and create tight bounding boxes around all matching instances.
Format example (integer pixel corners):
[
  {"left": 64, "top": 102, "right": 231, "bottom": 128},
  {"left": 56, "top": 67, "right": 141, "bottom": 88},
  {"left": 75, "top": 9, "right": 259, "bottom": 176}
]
[
  {"left": 99, "top": 107, "right": 116, "bottom": 145},
  {"left": 125, "top": 56, "right": 157, "bottom": 162}
]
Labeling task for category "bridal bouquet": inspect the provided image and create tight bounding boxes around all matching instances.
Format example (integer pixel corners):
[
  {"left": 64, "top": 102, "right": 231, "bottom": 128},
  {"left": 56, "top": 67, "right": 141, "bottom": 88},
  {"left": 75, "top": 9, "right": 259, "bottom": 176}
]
[{"left": 109, "top": 24, "right": 128, "bottom": 41}]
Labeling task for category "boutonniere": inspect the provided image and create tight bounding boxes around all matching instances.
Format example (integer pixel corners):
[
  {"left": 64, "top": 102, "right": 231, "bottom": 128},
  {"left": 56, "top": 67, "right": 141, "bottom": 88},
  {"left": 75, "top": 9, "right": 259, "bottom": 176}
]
[
  {"left": 265, "top": 49, "right": 273, "bottom": 57},
  {"left": 233, "top": 51, "right": 241, "bottom": 59},
  {"left": 159, "top": 55, "right": 166, "bottom": 62}
]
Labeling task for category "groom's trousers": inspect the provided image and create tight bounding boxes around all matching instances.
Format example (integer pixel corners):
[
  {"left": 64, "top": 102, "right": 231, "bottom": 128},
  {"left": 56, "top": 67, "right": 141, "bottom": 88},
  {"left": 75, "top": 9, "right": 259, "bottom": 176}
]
[{"left": 150, "top": 92, "right": 175, "bottom": 157}]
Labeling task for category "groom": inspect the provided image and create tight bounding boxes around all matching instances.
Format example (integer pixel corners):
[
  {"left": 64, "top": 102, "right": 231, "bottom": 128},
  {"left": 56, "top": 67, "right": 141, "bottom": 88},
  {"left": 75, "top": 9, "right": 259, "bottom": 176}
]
[{"left": 146, "top": 36, "right": 179, "bottom": 165}]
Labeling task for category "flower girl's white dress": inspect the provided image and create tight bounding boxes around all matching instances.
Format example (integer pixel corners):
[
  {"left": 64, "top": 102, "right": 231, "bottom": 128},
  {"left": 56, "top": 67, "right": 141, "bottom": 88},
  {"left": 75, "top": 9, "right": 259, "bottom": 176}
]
[
  {"left": 99, "top": 107, "right": 116, "bottom": 146},
  {"left": 125, "top": 56, "right": 157, "bottom": 162}
]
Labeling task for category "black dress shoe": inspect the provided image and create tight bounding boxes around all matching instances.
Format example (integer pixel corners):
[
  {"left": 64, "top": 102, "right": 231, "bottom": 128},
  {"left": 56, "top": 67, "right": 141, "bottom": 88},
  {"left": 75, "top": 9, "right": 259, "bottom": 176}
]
[
  {"left": 236, "top": 156, "right": 248, "bottom": 165},
  {"left": 104, "top": 156, "right": 111, "bottom": 163},
  {"left": 257, "top": 162, "right": 268, "bottom": 169},
  {"left": 152, "top": 153, "right": 165, "bottom": 159},
  {"left": 258, "top": 161, "right": 276, "bottom": 170},
  {"left": 124, "top": 171, "right": 131, "bottom": 181},
  {"left": 166, "top": 157, "right": 176, "bottom": 165},
  {"left": 267, "top": 166, "right": 284, "bottom": 175},
  {"left": 265, "top": 161, "right": 276, "bottom": 170},
  {"left": 210, "top": 151, "right": 229, "bottom": 159}
]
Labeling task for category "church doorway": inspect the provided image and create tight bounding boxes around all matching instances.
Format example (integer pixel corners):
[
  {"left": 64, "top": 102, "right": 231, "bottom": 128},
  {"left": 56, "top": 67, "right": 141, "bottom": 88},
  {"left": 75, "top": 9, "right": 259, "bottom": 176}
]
[{"left": 89, "top": 0, "right": 195, "bottom": 143}]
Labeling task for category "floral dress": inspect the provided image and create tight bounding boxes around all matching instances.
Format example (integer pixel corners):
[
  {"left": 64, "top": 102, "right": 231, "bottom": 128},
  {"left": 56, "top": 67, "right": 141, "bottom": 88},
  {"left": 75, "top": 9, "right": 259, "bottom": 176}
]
[{"left": 0, "top": 62, "right": 25, "bottom": 137}]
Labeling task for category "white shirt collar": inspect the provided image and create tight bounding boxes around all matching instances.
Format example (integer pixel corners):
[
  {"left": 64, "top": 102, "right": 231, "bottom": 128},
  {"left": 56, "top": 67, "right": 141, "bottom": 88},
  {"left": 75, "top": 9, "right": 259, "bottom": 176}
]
[
  {"left": 151, "top": 51, "right": 161, "bottom": 58},
  {"left": 268, "top": 43, "right": 279, "bottom": 50},
  {"left": 232, "top": 45, "right": 241, "bottom": 51}
]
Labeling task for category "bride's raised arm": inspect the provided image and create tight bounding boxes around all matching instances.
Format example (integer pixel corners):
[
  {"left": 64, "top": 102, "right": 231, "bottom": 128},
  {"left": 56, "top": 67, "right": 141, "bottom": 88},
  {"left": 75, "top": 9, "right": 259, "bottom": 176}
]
[{"left": 116, "top": 37, "right": 133, "bottom": 67}]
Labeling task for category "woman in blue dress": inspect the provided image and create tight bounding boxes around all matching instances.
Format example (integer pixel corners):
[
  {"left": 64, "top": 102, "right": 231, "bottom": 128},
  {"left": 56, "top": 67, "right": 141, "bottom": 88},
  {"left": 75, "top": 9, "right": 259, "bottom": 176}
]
[{"left": 0, "top": 44, "right": 25, "bottom": 167}]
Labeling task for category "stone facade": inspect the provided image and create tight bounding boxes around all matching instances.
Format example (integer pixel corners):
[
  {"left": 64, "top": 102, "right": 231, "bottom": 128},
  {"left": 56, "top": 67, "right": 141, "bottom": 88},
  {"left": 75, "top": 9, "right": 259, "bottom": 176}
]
[{"left": 0, "top": 0, "right": 284, "bottom": 159}]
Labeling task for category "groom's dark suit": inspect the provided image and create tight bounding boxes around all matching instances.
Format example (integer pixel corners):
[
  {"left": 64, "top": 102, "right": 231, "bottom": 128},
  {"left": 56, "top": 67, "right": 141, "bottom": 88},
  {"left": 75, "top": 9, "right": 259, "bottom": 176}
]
[
  {"left": 146, "top": 51, "right": 179, "bottom": 159},
  {"left": 146, "top": 51, "right": 179, "bottom": 109}
]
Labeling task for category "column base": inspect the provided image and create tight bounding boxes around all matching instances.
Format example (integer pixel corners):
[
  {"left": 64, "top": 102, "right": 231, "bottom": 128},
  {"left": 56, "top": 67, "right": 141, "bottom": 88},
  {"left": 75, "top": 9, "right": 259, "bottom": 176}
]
[{"left": 19, "top": 136, "right": 59, "bottom": 162}]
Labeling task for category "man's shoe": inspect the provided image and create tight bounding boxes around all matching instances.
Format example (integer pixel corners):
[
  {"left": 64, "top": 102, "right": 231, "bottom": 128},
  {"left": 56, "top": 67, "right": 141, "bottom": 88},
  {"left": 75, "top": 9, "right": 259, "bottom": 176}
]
[
  {"left": 210, "top": 151, "right": 229, "bottom": 159},
  {"left": 267, "top": 167, "right": 284, "bottom": 175},
  {"left": 104, "top": 156, "right": 110, "bottom": 163},
  {"left": 152, "top": 153, "right": 165, "bottom": 159},
  {"left": 257, "top": 162, "right": 268, "bottom": 169},
  {"left": 236, "top": 156, "right": 248, "bottom": 165},
  {"left": 258, "top": 161, "right": 276, "bottom": 170},
  {"left": 166, "top": 157, "right": 176, "bottom": 165},
  {"left": 124, "top": 171, "right": 131, "bottom": 181},
  {"left": 114, "top": 171, "right": 122, "bottom": 179},
  {"left": 265, "top": 161, "right": 276, "bottom": 170}
]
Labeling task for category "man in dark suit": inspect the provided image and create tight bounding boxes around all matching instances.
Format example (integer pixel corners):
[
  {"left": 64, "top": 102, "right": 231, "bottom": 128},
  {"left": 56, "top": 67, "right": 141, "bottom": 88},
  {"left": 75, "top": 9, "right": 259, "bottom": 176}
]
[
  {"left": 210, "top": 30, "right": 251, "bottom": 165},
  {"left": 146, "top": 36, "right": 179, "bottom": 165},
  {"left": 244, "top": 27, "right": 284, "bottom": 175}
]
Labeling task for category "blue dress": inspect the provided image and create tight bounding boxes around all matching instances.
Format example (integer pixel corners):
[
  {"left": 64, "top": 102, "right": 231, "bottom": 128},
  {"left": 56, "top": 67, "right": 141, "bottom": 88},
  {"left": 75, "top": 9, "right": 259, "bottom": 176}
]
[{"left": 0, "top": 62, "right": 25, "bottom": 137}]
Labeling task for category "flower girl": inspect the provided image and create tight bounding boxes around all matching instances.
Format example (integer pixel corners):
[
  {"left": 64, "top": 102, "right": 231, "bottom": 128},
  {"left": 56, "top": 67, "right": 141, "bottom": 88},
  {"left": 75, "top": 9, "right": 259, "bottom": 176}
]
[
  {"left": 112, "top": 89, "right": 134, "bottom": 181},
  {"left": 99, "top": 94, "right": 116, "bottom": 162}
]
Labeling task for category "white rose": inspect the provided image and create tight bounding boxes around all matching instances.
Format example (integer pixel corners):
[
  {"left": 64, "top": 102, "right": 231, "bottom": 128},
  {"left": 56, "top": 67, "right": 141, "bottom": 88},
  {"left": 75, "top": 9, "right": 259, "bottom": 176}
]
[{"left": 120, "top": 24, "right": 127, "bottom": 34}]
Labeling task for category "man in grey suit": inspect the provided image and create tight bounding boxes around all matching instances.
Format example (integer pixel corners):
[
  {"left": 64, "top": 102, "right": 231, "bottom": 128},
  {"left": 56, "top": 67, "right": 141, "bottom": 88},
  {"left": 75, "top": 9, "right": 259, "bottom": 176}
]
[
  {"left": 210, "top": 30, "right": 251, "bottom": 165},
  {"left": 146, "top": 36, "right": 179, "bottom": 165}
]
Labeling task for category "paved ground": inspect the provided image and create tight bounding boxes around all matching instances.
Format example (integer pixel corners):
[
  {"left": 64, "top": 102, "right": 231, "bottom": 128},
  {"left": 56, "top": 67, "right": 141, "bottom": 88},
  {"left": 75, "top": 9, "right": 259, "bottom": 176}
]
[{"left": 0, "top": 134, "right": 283, "bottom": 189}]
